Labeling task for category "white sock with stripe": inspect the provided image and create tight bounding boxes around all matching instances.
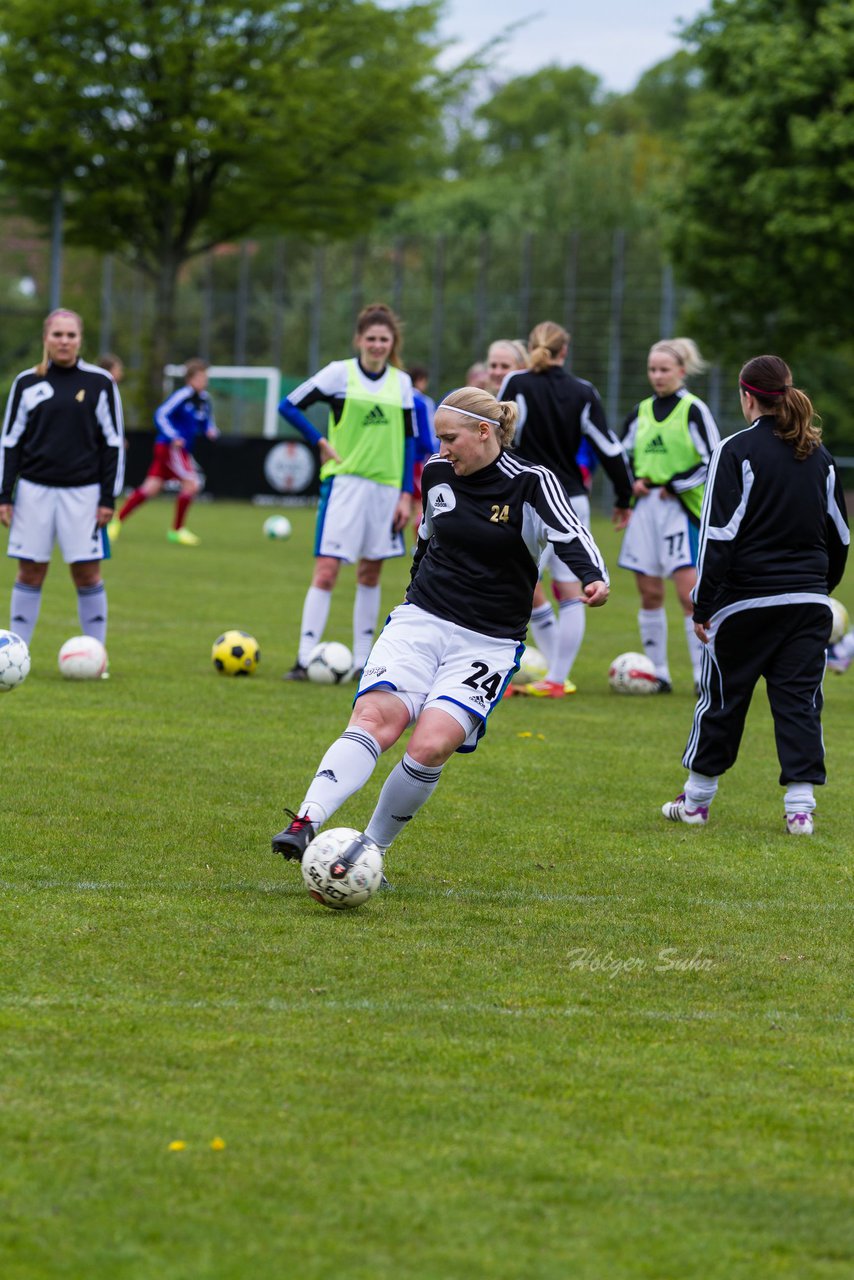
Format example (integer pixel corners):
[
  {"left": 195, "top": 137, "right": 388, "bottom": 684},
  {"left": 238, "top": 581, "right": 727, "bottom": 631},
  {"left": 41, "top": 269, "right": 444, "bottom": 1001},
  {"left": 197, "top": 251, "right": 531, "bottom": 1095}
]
[
  {"left": 297, "top": 586, "right": 332, "bottom": 666},
  {"left": 352, "top": 584, "right": 381, "bottom": 669},
  {"left": 546, "top": 597, "right": 585, "bottom": 684},
  {"left": 529, "top": 603, "right": 556, "bottom": 663},
  {"left": 684, "top": 614, "right": 704, "bottom": 686},
  {"left": 639, "top": 608, "right": 669, "bottom": 681},
  {"left": 10, "top": 582, "right": 42, "bottom": 646},
  {"left": 365, "top": 753, "right": 444, "bottom": 850},
  {"left": 299, "top": 728, "right": 383, "bottom": 827},
  {"left": 77, "top": 582, "right": 108, "bottom": 647}
]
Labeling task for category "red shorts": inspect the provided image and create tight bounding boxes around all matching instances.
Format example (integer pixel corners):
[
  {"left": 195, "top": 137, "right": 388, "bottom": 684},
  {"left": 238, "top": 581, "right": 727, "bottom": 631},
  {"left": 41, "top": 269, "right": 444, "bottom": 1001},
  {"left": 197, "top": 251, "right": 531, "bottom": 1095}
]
[
  {"left": 146, "top": 441, "right": 197, "bottom": 483},
  {"left": 412, "top": 461, "right": 425, "bottom": 504}
]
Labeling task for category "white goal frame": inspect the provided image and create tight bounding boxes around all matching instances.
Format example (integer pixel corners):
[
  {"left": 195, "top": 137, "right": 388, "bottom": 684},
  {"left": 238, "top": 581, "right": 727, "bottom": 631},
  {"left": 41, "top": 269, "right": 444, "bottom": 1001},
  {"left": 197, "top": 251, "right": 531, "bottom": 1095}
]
[{"left": 163, "top": 365, "right": 281, "bottom": 438}]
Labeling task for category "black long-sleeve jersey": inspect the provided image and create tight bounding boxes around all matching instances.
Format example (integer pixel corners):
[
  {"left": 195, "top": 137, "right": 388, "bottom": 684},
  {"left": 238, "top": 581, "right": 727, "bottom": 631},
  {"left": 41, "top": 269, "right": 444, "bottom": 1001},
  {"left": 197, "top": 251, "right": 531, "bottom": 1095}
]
[
  {"left": 0, "top": 360, "right": 125, "bottom": 507},
  {"left": 693, "top": 416, "right": 849, "bottom": 621},
  {"left": 500, "top": 366, "right": 633, "bottom": 508},
  {"left": 408, "top": 450, "right": 608, "bottom": 641}
]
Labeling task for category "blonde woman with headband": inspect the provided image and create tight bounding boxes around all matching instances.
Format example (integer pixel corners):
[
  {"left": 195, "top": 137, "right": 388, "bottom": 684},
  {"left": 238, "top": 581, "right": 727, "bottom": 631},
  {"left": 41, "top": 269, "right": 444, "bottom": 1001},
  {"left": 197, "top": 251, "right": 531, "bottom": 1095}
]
[
  {"left": 271, "top": 385, "right": 609, "bottom": 875},
  {"left": 499, "top": 320, "right": 633, "bottom": 697},
  {"left": 618, "top": 337, "right": 720, "bottom": 692},
  {"left": 0, "top": 308, "right": 125, "bottom": 655},
  {"left": 662, "top": 355, "right": 848, "bottom": 835}
]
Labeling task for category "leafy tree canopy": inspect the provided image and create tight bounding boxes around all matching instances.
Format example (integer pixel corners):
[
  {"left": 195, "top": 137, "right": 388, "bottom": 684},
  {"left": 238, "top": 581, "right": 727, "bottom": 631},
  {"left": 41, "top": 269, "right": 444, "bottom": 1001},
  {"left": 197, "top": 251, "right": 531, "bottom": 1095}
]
[{"left": 667, "top": 0, "right": 854, "bottom": 355}]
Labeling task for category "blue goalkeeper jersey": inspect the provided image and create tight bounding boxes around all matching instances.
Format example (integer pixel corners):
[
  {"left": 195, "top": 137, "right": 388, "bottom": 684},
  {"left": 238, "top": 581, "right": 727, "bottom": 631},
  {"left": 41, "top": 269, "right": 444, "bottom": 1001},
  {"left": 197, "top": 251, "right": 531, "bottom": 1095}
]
[{"left": 154, "top": 385, "right": 217, "bottom": 448}]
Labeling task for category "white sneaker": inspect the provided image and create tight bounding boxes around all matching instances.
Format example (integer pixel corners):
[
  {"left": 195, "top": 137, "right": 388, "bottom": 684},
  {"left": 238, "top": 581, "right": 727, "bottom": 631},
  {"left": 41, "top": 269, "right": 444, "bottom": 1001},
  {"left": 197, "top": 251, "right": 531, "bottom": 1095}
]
[
  {"left": 785, "top": 812, "right": 814, "bottom": 836},
  {"left": 661, "top": 794, "right": 709, "bottom": 825}
]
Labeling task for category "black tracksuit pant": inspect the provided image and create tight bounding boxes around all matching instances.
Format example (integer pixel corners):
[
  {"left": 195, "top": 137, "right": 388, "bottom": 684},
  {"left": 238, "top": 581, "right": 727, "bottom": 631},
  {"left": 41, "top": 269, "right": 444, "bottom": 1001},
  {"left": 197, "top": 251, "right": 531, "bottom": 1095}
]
[{"left": 683, "top": 602, "right": 832, "bottom": 785}]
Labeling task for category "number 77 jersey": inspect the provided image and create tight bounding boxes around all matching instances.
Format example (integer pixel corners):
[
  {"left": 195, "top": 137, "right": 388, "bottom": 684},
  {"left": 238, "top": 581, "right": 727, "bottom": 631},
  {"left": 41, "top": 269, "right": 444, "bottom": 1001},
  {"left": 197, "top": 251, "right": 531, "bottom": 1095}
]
[{"left": 408, "top": 450, "right": 608, "bottom": 643}]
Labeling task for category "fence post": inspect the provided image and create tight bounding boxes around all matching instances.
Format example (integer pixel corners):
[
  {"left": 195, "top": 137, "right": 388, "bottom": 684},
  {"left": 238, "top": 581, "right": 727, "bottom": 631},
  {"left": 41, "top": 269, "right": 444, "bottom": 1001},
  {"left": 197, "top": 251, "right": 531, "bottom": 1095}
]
[
  {"left": 309, "top": 245, "right": 324, "bottom": 375},
  {"left": 199, "top": 253, "right": 213, "bottom": 362},
  {"left": 474, "top": 232, "right": 490, "bottom": 360},
  {"left": 563, "top": 230, "right": 579, "bottom": 368},
  {"left": 659, "top": 262, "right": 675, "bottom": 338},
  {"left": 430, "top": 235, "right": 445, "bottom": 390},
  {"left": 49, "top": 186, "right": 63, "bottom": 309},
  {"left": 392, "top": 236, "right": 405, "bottom": 317},
  {"left": 351, "top": 238, "right": 365, "bottom": 319},
  {"left": 99, "top": 254, "right": 114, "bottom": 355},
  {"left": 519, "top": 231, "right": 533, "bottom": 337},
  {"left": 271, "top": 238, "right": 286, "bottom": 371},
  {"left": 606, "top": 228, "right": 626, "bottom": 428}
]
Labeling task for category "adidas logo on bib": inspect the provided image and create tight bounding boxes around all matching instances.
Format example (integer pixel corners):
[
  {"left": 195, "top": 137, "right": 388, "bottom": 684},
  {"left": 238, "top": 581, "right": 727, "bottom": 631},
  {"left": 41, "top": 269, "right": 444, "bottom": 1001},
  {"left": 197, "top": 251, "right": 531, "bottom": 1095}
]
[
  {"left": 363, "top": 404, "right": 388, "bottom": 426},
  {"left": 645, "top": 433, "right": 666, "bottom": 452}
]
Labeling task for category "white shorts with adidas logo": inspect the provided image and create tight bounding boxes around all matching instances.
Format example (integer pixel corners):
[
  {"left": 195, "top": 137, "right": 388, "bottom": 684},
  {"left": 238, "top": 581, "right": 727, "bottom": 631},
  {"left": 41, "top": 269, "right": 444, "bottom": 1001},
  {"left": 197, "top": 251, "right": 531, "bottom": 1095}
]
[
  {"left": 6, "top": 478, "right": 107, "bottom": 564},
  {"left": 356, "top": 602, "right": 522, "bottom": 753},
  {"left": 617, "top": 489, "right": 698, "bottom": 579},
  {"left": 315, "top": 474, "right": 405, "bottom": 563}
]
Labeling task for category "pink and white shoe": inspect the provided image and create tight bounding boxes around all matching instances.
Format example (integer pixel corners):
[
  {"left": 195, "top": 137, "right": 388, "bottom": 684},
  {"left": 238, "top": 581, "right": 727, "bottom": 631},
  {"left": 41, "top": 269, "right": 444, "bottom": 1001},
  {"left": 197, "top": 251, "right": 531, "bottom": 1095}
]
[
  {"left": 785, "top": 812, "right": 814, "bottom": 836},
  {"left": 661, "top": 794, "right": 709, "bottom": 825}
]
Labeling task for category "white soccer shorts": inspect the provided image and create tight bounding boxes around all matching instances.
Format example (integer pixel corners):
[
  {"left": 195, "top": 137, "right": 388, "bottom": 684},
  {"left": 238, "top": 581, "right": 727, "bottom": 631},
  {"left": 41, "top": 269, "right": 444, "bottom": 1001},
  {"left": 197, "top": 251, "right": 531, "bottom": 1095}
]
[
  {"left": 6, "top": 479, "right": 107, "bottom": 564},
  {"left": 617, "top": 490, "right": 698, "bottom": 578},
  {"left": 539, "top": 494, "right": 590, "bottom": 584},
  {"left": 356, "top": 602, "right": 522, "bottom": 752},
  {"left": 315, "top": 474, "right": 405, "bottom": 563}
]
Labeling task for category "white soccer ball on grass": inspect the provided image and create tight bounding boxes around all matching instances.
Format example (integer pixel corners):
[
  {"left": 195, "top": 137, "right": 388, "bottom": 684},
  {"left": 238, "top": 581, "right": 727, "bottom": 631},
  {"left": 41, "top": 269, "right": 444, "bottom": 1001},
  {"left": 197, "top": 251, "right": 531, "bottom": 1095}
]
[
  {"left": 608, "top": 651, "right": 658, "bottom": 695},
  {"left": 263, "top": 514, "right": 292, "bottom": 540},
  {"left": 301, "top": 827, "right": 385, "bottom": 909},
  {"left": 58, "top": 635, "right": 108, "bottom": 680},
  {"left": 306, "top": 641, "right": 353, "bottom": 685},
  {"left": 0, "top": 629, "right": 30, "bottom": 692}
]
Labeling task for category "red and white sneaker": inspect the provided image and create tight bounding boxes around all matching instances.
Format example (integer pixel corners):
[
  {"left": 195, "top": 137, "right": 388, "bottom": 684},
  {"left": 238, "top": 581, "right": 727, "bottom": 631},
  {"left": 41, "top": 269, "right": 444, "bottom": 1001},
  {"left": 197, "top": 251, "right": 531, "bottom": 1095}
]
[
  {"left": 522, "top": 679, "right": 566, "bottom": 699},
  {"left": 785, "top": 812, "right": 814, "bottom": 836},
  {"left": 661, "top": 794, "right": 709, "bottom": 825}
]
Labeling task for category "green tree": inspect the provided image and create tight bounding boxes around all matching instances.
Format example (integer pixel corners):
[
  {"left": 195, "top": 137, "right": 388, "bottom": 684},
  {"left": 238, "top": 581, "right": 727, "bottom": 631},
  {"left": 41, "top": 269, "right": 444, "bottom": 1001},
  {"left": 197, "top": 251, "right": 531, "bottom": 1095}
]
[
  {"left": 667, "top": 0, "right": 854, "bottom": 355},
  {"left": 0, "top": 0, "right": 449, "bottom": 409}
]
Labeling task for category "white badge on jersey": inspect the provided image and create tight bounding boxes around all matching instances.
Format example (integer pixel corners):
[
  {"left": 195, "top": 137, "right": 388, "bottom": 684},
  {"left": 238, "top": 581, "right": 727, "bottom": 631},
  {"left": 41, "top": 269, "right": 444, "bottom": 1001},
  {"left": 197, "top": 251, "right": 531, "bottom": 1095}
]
[{"left": 429, "top": 484, "right": 456, "bottom": 517}]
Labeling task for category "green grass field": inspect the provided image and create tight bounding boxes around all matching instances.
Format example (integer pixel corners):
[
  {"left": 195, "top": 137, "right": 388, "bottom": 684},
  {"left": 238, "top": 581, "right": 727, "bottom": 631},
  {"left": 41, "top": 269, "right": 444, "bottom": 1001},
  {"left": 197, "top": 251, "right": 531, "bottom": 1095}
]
[{"left": 1, "top": 500, "right": 851, "bottom": 1280}]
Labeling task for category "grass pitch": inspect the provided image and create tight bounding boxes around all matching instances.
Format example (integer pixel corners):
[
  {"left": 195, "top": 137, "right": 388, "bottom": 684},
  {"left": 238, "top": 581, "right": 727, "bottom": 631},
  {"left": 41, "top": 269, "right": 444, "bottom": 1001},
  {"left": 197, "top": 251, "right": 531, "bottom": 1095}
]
[{"left": 1, "top": 500, "right": 851, "bottom": 1280}]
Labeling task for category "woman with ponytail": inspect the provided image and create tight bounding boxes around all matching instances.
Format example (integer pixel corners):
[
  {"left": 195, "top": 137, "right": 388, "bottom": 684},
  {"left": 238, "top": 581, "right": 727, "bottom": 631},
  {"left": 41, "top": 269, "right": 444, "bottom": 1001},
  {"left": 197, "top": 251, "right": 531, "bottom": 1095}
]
[
  {"left": 662, "top": 355, "right": 849, "bottom": 836},
  {"left": 499, "top": 320, "right": 632, "bottom": 697},
  {"left": 271, "top": 384, "right": 609, "bottom": 872}
]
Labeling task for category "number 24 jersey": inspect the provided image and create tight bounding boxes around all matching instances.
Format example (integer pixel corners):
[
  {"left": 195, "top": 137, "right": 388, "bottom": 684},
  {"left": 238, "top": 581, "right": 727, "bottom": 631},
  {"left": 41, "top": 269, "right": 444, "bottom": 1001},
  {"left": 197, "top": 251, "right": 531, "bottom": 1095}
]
[{"left": 408, "top": 450, "right": 608, "bottom": 641}]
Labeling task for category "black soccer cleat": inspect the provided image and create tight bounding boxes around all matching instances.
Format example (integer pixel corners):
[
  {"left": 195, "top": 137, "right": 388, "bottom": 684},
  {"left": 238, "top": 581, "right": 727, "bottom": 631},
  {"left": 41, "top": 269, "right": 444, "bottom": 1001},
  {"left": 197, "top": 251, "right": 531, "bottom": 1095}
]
[
  {"left": 271, "top": 810, "right": 316, "bottom": 861},
  {"left": 283, "top": 662, "right": 308, "bottom": 682},
  {"left": 654, "top": 678, "right": 673, "bottom": 694}
]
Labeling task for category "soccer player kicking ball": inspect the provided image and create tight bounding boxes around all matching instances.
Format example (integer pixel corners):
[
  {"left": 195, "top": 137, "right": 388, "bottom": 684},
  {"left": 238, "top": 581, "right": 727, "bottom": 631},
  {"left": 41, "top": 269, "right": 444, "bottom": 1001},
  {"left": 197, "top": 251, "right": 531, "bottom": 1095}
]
[
  {"left": 109, "top": 358, "right": 218, "bottom": 547},
  {"left": 271, "top": 385, "right": 609, "bottom": 875}
]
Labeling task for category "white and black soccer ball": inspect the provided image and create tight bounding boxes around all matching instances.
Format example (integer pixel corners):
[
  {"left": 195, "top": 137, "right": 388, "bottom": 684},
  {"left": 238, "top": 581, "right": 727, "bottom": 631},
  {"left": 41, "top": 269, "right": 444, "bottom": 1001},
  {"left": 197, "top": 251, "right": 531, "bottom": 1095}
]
[
  {"left": 608, "top": 651, "right": 658, "bottom": 695},
  {"left": 263, "top": 514, "right": 292, "bottom": 540},
  {"left": 511, "top": 645, "right": 548, "bottom": 687},
  {"left": 0, "top": 629, "right": 31, "bottom": 692},
  {"left": 306, "top": 641, "right": 353, "bottom": 684},
  {"left": 58, "top": 635, "right": 108, "bottom": 680},
  {"left": 301, "top": 827, "right": 385, "bottom": 909},
  {"left": 828, "top": 597, "right": 849, "bottom": 646}
]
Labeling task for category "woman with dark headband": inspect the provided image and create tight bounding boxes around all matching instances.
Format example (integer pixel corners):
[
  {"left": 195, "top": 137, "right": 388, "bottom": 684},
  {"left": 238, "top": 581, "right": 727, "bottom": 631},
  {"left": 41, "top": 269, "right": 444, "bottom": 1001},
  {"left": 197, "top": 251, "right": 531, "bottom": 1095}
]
[
  {"left": 662, "top": 355, "right": 849, "bottom": 836},
  {"left": 619, "top": 337, "right": 720, "bottom": 692}
]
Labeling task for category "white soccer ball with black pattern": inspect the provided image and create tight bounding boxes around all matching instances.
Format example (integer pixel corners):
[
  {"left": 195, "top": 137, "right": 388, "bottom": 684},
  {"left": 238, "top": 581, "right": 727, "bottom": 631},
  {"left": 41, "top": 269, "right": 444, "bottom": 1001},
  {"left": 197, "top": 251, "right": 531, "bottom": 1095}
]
[
  {"left": 0, "top": 629, "right": 30, "bottom": 692},
  {"left": 301, "top": 827, "right": 385, "bottom": 909},
  {"left": 608, "top": 651, "right": 658, "bottom": 695},
  {"left": 58, "top": 635, "right": 108, "bottom": 680},
  {"left": 306, "top": 641, "right": 353, "bottom": 684}
]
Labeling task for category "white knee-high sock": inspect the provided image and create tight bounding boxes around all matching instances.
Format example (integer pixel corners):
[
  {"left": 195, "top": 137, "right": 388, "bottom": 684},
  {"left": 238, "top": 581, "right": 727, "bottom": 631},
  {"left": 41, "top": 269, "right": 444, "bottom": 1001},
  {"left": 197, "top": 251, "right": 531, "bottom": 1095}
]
[
  {"left": 639, "top": 607, "right": 669, "bottom": 681},
  {"left": 546, "top": 597, "right": 585, "bottom": 684},
  {"left": 365, "top": 753, "right": 444, "bottom": 850},
  {"left": 784, "top": 783, "right": 815, "bottom": 815},
  {"left": 299, "top": 728, "right": 383, "bottom": 827},
  {"left": 297, "top": 586, "right": 332, "bottom": 666},
  {"left": 684, "top": 615, "right": 704, "bottom": 686},
  {"left": 77, "top": 582, "right": 108, "bottom": 646},
  {"left": 10, "top": 583, "right": 42, "bottom": 646},
  {"left": 352, "top": 584, "right": 381, "bottom": 668},
  {"left": 529, "top": 603, "right": 556, "bottom": 663}
]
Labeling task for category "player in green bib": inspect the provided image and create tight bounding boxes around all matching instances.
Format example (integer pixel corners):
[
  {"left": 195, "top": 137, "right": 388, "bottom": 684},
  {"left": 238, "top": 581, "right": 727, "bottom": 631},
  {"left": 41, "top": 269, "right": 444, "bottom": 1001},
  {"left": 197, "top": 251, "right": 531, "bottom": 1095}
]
[
  {"left": 277, "top": 303, "right": 415, "bottom": 681},
  {"left": 618, "top": 338, "right": 720, "bottom": 692}
]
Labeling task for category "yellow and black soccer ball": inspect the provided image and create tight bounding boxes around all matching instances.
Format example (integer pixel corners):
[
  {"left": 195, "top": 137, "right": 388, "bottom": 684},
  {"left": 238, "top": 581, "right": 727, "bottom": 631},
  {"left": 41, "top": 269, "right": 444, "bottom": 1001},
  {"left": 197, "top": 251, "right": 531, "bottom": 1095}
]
[{"left": 212, "top": 629, "right": 260, "bottom": 676}]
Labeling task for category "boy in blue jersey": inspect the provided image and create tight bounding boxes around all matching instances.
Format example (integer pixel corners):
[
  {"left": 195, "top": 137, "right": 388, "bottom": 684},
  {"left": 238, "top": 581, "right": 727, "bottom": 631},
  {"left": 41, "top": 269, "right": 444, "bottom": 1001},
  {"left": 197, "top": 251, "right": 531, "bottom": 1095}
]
[{"left": 109, "top": 359, "right": 219, "bottom": 546}]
